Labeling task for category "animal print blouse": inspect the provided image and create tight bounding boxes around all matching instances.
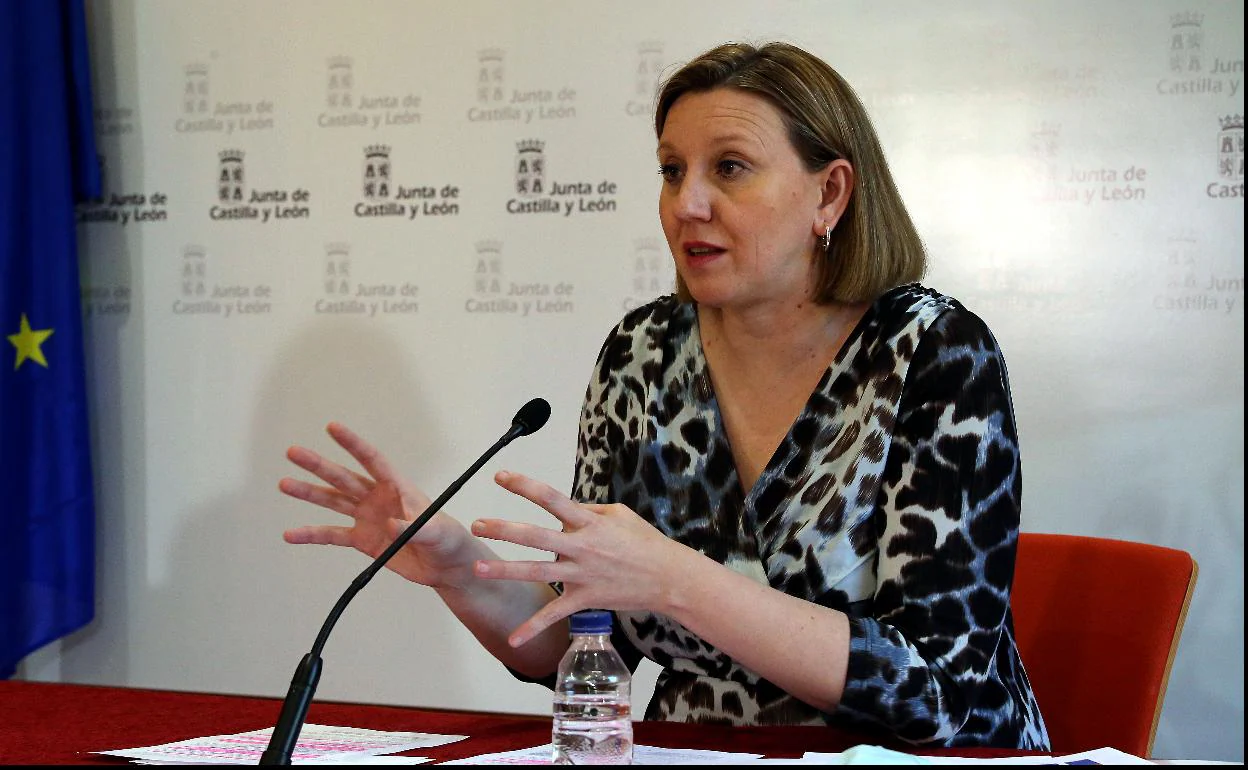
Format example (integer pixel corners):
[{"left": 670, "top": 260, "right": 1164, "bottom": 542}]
[{"left": 557, "top": 284, "right": 1047, "bottom": 749}]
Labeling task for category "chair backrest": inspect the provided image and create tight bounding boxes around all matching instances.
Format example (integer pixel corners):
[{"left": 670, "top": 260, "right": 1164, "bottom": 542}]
[{"left": 1010, "top": 533, "right": 1197, "bottom": 758}]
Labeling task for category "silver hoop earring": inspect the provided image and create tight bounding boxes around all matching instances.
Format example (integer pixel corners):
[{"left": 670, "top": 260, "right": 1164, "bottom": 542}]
[{"left": 819, "top": 225, "right": 832, "bottom": 250}]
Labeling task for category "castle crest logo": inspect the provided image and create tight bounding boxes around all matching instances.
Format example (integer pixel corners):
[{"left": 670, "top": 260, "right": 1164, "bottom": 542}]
[
  {"left": 515, "top": 140, "right": 545, "bottom": 198},
  {"left": 318, "top": 55, "right": 422, "bottom": 129},
  {"left": 210, "top": 149, "right": 311, "bottom": 222},
  {"left": 466, "top": 48, "right": 577, "bottom": 123},
  {"left": 629, "top": 238, "right": 672, "bottom": 304},
  {"left": 467, "top": 49, "right": 518, "bottom": 121},
  {"left": 315, "top": 242, "right": 367, "bottom": 315},
  {"left": 327, "top": 57, "right": 354, "bottom": 109},
  {"left": 362, "top": 145, "right": 392, "bottom": 200},
  {"left": 627, "top": 42, "right": 665, "bottom": 117},
  {"left": 621, "top": 238, "right": 673, "bottom": 311},
  {"left": 506, "top": 140, "right": 619, "bottom": 216},
  {"left": 218, "top": 150, "right": 245, "bottom": 203},
  {"left": 473, "top": 240, "right": 504, "bottom": 296},
  {"left": 1217, "top": 115, "right": 1244, "bottom": 180},
  {"left": 176, "top": 61, "right": 275, "bottom": 134},
  {"left": 1158, "top": 12, "right": 1243, "bottom": 97},
  {"left": 172, "top": 243, "right": 274, "bottom": 318},
  {"left": 353, "top": 146, "right": 462, "bottom": 220},
  {"left": 181, "top": 245, "right": 207, "bottom": 298},
  {"left": 464, "top": 240, "right": 574, "bottom": 317},
  {"left": 313, "top": 242, "right": 420, "bottom": 317},
  {"left": 324, "top": 243, "right": 352, "bottom": 296},
  {"left": 1168, "top": 13, "right": 1204, "bottom": 73},
  {"left": 477, "top": 49, "right": 505, "bottom": 105},
  {"left": 183, "top": 64, "right": 210, "bottom": 116},
  {"left": 1156, "top": 231, "right": 1242, "bottom": 314},
  {"left": 466, "top": 240, "right": 518, "bottom": 315},
  {"left": 1208, "top": 115, "right": 1244, "bottom": 199}
]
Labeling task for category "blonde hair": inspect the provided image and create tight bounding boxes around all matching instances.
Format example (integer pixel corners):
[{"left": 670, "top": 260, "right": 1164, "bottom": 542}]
[{"left": 656, "top": 42, "right": 926, "bottom": 304}]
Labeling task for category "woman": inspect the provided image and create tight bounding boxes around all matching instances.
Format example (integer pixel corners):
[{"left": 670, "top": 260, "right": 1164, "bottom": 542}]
[{"left": 279, "top": 42, "right": 1049, "bottom": 750}]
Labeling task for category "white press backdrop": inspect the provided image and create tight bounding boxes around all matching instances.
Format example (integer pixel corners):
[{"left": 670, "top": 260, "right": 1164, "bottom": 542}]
[{"left": 17, "top": 0, "right": 1244, "bottom": 761}]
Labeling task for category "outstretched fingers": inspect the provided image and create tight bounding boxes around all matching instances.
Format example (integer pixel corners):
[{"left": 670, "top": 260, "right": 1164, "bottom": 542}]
[
  {"left": 493, "top": 471, "right": 596, "bottom": 530},
  {"left": 470, "top": 517, "right": 566, "bottom": 554},
  {"left": 286, "top": 443, "right": 374, "bottom": 500},
  {"left": 278, "top": 476, "right": 358, "bottom": 516},
  {"left": 473, "top": 557, "right": 573, "bottom": 584},
  {"left": 326, "top": 421, "right": 404, "bottom": 487},
  {"left": 282, "top": 524, "right": 356, "bottom": 547},
  {"left": 507, "top": 594, "right": 583, "bottom": 648}
]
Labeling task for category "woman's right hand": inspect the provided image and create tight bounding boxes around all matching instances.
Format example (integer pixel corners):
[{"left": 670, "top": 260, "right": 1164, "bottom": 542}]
[{"left": 278, "top": 422, "right": 475, "bottom": 589}]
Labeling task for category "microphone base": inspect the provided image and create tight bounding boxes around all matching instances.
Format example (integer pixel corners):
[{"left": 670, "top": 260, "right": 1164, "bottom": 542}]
[{"left": 259, "top": 652, "right": 323, "bottom": 765}]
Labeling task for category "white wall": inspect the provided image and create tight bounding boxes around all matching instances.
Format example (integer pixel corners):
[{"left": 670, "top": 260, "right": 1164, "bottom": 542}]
[{"left": 21, "top": 0, "right": 1243, "bottom": 761}]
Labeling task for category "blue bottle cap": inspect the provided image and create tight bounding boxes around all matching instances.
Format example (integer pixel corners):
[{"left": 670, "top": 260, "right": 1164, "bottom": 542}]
[{"left": 569, "top": 610, "right": 612, "bottom": 634}]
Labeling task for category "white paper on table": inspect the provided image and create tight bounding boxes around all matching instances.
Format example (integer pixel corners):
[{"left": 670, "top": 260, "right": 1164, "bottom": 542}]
[
  {"left": 435, "top": 744, "right": 553, "bottom": 766},
  {"left": 802, "top": 747, "right": 933, "bottom": 765},
  {"left": 1048, "top": 747, "right": 1156, "bottom": 764},
  {"left": 805, "top": 745, "right": 1156, "bottom": 765},
  {"left": 94, "top": 723, "right": 466, "bottom": 765},
  {"left": 438, "top": 743, "right": 764, "bottom": 765}
]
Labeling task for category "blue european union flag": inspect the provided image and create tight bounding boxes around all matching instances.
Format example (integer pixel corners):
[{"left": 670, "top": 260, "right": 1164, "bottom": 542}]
[{"left": 0, "top": 0, "right": 100, "bottom": 678}]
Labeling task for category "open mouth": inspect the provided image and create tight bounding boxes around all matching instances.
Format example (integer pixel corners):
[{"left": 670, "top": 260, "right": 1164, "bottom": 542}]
[{"left": 684, "top": 242, "right": 725, "bottom": 262}]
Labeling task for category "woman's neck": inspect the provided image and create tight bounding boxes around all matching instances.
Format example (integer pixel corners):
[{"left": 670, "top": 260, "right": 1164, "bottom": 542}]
[{"left": 697, "top": 296, "right": 870, "bottom": 372}]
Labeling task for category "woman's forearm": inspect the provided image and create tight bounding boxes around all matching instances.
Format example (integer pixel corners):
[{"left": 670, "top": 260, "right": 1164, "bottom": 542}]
[
  {"left": 434, "top": 538, "right": 569, "bottom": 679},
  {"left": 660, "top": 546, "right": 851, "bottom": 713}
]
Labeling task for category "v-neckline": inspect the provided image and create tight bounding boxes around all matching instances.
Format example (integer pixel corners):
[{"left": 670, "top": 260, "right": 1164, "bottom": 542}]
[{"left": 690, "top": 299, "right": 879, "bottom": 507}]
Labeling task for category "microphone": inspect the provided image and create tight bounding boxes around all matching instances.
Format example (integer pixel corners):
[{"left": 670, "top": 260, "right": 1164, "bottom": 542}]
[{"left": 259, "top": 398, "right": 552, "bottom": 765}]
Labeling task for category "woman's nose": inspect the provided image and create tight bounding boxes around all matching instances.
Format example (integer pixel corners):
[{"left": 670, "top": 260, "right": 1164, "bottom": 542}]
[{"left": 670, "top": 176, "right": 712, "bottom": 221}]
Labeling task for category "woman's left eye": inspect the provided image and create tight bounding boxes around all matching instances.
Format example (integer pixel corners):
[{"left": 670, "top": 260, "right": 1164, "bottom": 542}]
[{"left": 716, "top": 160, "right": 746, "bottom": 178}]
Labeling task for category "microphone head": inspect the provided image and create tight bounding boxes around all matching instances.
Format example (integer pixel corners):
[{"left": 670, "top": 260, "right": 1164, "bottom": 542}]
[{"left": 511, "top": 398, "right": 551, "bottom": 437}]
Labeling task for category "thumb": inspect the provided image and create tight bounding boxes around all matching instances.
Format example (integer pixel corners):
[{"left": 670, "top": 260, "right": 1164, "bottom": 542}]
[{"left": 510, "top": 595, "right": 581, "bottom": 648}]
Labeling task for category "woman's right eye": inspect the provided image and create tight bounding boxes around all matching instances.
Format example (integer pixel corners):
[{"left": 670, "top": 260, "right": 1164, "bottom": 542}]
[{"left": 658, "top": 164, "right": 681, "bottom": 183}]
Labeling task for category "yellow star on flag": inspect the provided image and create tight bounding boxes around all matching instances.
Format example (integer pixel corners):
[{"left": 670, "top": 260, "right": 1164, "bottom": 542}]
[{"left": 7, "top": 313, "right": 55, "bottom": 370}]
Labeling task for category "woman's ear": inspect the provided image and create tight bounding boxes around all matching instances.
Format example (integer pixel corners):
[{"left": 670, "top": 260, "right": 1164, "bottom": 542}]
[{"left": 813, "top": 159, "right": 854, "bottom": 238}]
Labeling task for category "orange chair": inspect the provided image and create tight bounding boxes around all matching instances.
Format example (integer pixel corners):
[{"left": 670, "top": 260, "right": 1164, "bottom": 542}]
[{"left": 1010, "top": 533, "right": 1197, "bottom": 758}]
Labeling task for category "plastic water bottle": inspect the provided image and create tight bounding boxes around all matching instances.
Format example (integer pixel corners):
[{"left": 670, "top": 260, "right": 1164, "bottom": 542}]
[{"left": 551, "top": 610, "right": 633, "bottom": 765}]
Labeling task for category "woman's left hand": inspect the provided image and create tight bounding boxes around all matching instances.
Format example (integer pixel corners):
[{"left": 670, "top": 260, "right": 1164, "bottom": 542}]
[{"left": 471, "top": 470, "right": 688, "bottom": 647}]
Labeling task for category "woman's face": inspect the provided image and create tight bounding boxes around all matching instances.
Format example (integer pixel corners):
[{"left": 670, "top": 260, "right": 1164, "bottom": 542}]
[{"left": 658, "top": 87, "right": 829, "bottom": 310}]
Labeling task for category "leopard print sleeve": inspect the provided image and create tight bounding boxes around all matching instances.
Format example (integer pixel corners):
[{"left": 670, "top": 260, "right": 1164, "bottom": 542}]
[
  {"left": 572, "top": 307, "right": 642, "bottom": 505},
  {"left": 835, "top": 304, "right": 1049, "bottom": 750},
  {"left": 568, "top": 308, "right": 657, "bottom": 674}
]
